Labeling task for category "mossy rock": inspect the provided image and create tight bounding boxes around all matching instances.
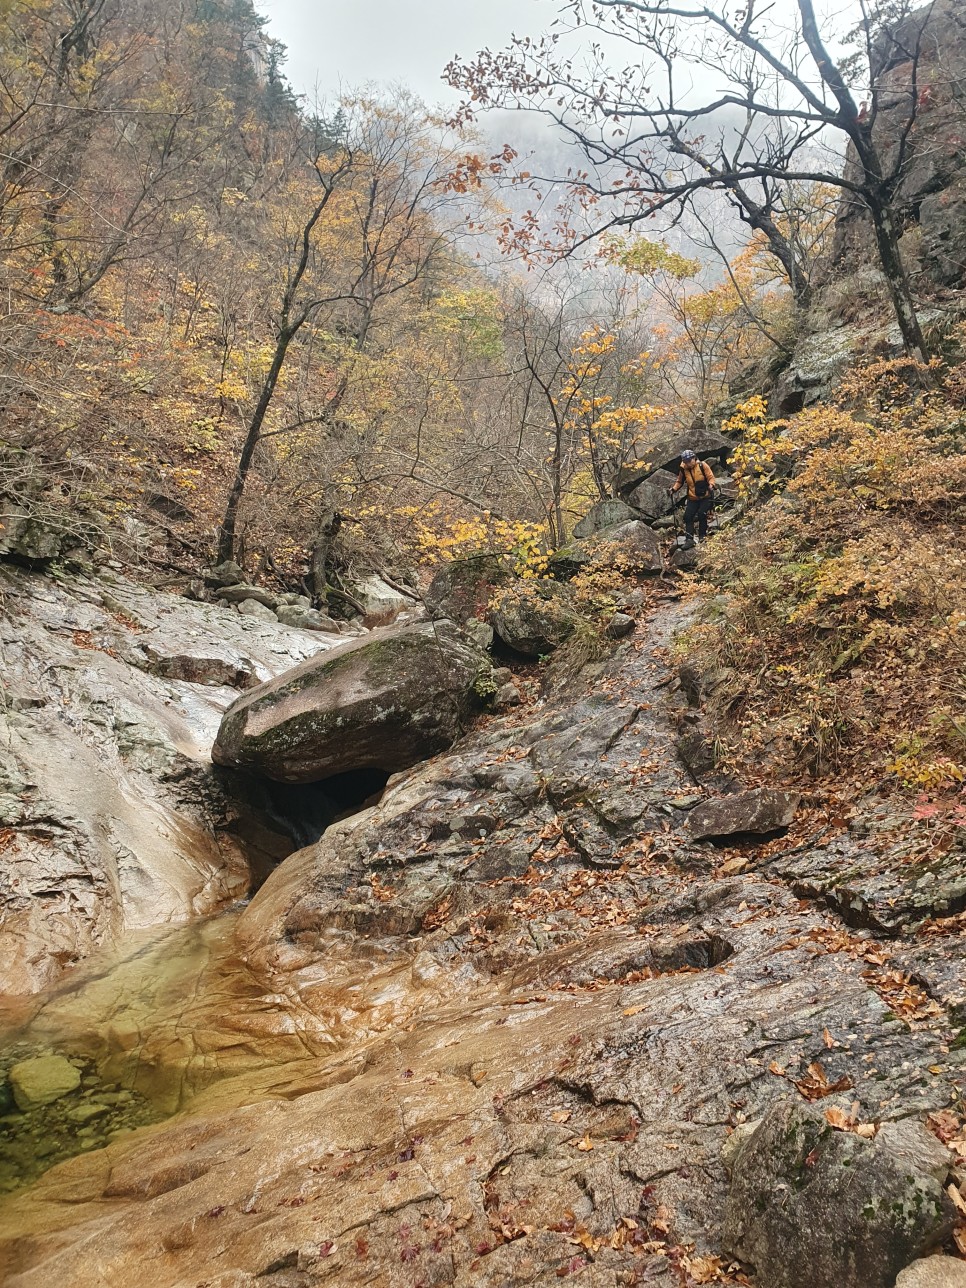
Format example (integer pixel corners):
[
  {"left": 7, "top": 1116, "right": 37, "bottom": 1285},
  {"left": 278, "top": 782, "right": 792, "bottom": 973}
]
[
  {"left": 723, "top": 1097, "right": 955, "bottom": 1288},
  {"left": 212, "top": 620, "right": 488, "bottom": 783},
  {"left": 490, "top": 582, "right": 580, "bottom": 658},
  {"left": 424, "top": 555, "right": 513, "bottom": 625},
  {"left": 549, "top": 520, "right": 663, "bottom": 580}
]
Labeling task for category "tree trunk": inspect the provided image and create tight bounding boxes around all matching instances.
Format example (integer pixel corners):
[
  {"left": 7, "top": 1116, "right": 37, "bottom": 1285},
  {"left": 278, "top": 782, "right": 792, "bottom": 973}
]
[
  {"left": 215, "top": 326, "right": 295, "bottom": 564},
  {"left": 310, "top": 508, "right": 342, "bottom": 604},
  {"left": 728, "top": 185, "right": 812, "bottom": 310},
  {"left": 867, "top": 198, "right": 930, "bottom": 363},
  {"left": 550, "top": 425, "right": 564, "bottom": 546},
  {"left": 214, "top": 162, "right": 346, "bottom": 566}
]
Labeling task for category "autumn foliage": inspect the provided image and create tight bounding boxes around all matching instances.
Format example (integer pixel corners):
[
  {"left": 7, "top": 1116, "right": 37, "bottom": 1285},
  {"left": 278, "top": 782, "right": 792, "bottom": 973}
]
[{"left": 682, "top": 347, "right": 966, "bottom": 793}]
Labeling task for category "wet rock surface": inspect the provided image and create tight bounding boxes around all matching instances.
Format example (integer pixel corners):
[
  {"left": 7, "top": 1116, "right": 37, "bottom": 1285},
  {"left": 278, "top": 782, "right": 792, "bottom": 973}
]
[
  {"left": 1, "top": 598, "right": 965, "bottom": 1287},
  {"left": 212, "top": 620, "right": 489, "bottom": 782},
  {"left": 0, "top": 565, "right": 342, "bottom": 996},
  {"left": 0, "top": 1044, "right": 157, "bottom": 1193}
]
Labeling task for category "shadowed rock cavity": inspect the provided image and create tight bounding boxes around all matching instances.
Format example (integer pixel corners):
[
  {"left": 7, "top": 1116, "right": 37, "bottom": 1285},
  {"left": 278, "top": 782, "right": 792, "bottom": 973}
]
[{"left": 218, "top": 766, "right": 391, "bottom": 858}]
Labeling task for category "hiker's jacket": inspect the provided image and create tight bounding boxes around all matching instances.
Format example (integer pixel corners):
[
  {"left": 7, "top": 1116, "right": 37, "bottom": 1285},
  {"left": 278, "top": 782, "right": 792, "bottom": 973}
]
[{"left": 672, "top": 458, "right": 716, "bottom": 501}]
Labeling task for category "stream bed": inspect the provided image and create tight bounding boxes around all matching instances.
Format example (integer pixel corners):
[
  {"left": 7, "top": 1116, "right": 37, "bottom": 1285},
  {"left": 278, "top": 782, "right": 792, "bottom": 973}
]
[{"left": 0, "top": 906, "right": 426, "bottom": 1194}]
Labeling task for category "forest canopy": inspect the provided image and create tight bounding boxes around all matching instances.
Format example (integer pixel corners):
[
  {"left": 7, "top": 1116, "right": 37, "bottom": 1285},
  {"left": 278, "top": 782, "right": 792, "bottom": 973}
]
[{"left": 1, "top": 0, "right": 963, "bottom": 656}]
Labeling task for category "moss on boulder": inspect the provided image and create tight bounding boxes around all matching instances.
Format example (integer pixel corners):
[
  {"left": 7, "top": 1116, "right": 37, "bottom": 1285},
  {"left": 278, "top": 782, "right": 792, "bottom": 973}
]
[{"left": 212, "top": 620, "right": 488, "bottom": 783}]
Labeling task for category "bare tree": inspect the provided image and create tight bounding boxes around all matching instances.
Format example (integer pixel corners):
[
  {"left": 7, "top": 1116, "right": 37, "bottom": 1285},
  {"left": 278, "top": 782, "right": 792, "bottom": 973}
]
[
  {"left": 215, "top": 128, "right": 354, "bottom": 564},
  {"left": 216, "top": 99, "right": 459, "bottom": 569},
  {"left": 449, "top": 0, "right": 941, "bottom": 359}
]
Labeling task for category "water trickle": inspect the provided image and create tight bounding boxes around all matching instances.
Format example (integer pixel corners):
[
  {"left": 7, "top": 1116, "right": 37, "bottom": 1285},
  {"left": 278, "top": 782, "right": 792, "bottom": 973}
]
[{"left": 0, "top": 904, "right": 427, "bottom": 1194}]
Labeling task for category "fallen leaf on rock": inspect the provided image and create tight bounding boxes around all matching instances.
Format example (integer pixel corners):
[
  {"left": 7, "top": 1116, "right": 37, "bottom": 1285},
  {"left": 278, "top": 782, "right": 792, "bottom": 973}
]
[
  {"left": 928, "top": 1110, "right": 961, "bottom": 1141},
  {"left": 948, "top": 1183, "right": 966, "bottom": 1217},
  {"left": 623, "top": 1004, "right": 646, "bottom": 1017},
  {"left": 551, "top": 1110, "right": 572, "bottom": 1123},
  {"left": 928, "top": 1110, "right": 966, "bottom": 1156},
  {"left": 571, "top": 1134, "right": 594, "bottom": 1151},
  {"left": 652, "top": 1205, "right": 673, "bottom": 1235},
  {"left": 566, "top": 1228, "right": 602, "bottom": 1252},
  {"left": 794, "top": 1061, "right": 853, "bottom": 1101},
  {"left": 823, "top": 1028, "right": 838, "bottom": 1049},
  {"left": 685, "top": 1255, "right": 729, "bottom": 1284},
  {"left": 610, "top": 1225, "right": 628, "bottom": 1251},
  {"left": 824, "top": 1106, "right": 878, "bottom": 1137}
]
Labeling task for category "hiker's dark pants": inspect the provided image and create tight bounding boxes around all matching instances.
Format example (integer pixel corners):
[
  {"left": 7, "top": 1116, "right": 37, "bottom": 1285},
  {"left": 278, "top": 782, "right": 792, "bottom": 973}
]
[{"left": 684, "top": 497, "right": 714, "bottom": 539}]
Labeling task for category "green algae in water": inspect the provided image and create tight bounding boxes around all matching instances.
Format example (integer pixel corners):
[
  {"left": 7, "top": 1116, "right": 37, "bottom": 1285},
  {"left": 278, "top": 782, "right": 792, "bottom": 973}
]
[
  {"left": 0, "top": 906, "right": 422, "bottom": 1196},
  {"left": 0, "top": 1043, "right": 161, "bottom": 1194},
  {"left": 0, "top": 916, "right": 246, "bottom": 1195}
]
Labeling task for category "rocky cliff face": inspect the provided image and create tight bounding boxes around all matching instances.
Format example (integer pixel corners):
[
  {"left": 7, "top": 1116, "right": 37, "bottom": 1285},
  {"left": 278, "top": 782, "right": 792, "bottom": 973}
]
[
  {"left": 775, "top": 0, "right": 966, "bottom": 414},
  {"left": 831, "top": 0, "right": 966, "bottom": 292},
  {"left": 0, "top": 565, "right": 342, "bottom": 998}
]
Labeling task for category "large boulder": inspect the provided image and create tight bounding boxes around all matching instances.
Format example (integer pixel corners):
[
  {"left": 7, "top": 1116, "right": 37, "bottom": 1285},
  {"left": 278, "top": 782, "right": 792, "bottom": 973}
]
[
  {"left": 773, "top": 324, "right": 860, "bottom": 414},
  {"left": 723, "top": 1098, "right": 955, "bottom": 1288},
  {"left": 204, "top": 561, "right": 245, "bottom": 588},
  {"left": 897, "top": 1259, "right": 966, "bottom": 1288},
  {"left": 550, "top": 520, "right": 663, "bottom": 579},
  {"left": 688, "top": 787, "right": 799, "bottom": 841},
  {"left": 214, "top": 584, "right": 279, "bottom": 609},
  {"left": 274, "top": 604, "right": 340, "bottom": 632},
  {"left": 668, "top": 540, "right": 700, "bottom": 573},
  {"left": 211, "top": 620, "right": 489, "bottom": 783},
  {"left": 626, "top": 469, "right": 678, "bottom": 521},
  {"left": 490, "top": 581, "right": 580, "bottom": 657},
  {"left": 424, "top": 554, "right": 512, "bottom": 624},
  {"left": 573, "top": 499, "right": 638, "bottom": 540},
  {"left": 237, "top": 599, "right": 277, "bottom": 622},
  {"left": 354, "top": 574, "right": 412, "bottom": 621},
  {"left": 618, "top": 427, "right": 732, "bottom": 493}
]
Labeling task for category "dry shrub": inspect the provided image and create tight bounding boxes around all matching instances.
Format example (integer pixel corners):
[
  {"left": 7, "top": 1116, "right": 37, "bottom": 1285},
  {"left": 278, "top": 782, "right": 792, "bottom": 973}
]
[{"left": 682, "top": 356, "right": 966, "bottom": 783}]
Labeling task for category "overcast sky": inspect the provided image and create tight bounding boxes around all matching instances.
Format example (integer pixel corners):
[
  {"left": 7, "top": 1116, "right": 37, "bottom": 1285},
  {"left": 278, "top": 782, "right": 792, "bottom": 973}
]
[
  {"left": 262, "top": 0, "right": 560, "bottom": 106},
  {"left": 262, "top": 1, "right": 866, "bottom": 109}
]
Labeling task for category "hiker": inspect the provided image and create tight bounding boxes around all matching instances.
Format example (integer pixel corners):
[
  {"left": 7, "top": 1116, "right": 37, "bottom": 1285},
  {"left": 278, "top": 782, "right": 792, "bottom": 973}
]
[{"left": 668, "top": 449, "right": 716, "bottom": 542}]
